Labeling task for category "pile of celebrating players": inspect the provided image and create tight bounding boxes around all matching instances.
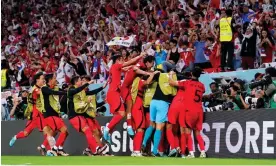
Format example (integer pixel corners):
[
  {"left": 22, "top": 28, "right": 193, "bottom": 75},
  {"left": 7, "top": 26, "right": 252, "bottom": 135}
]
[{"left": 8, "top": 53, "right": 207, "bottom": 158}]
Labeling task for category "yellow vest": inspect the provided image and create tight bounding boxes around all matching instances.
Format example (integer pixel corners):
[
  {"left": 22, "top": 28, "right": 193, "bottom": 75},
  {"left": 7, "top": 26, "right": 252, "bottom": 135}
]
[
  {"left": 142, "top": 73, "right": 177, "bottom": 107},
  {"left": 143, "top": 82, "right": 157, "bottom": 108},
  {"left": 158, "top": 73, "right": 177, "bottom": 96},
  {"left": 29, "top": 86, "right": 43, "bottom": 113},
  {"left": 131, "top": 77, "right": 140, "bottom": 103},
  {"left": 85, "top": 94, "right": 97, "bottom": 118},
  {"left": 220, "top": 17, "right": 232, "bottom": 42},
  {"left": 24, "top": 93, "right": 34, "bottom": 119},
  {"left": 40, "top": 86, "right": 61, "bottom": 114},
  {"left": 1, "top": 69, "right": 7, "bottom": 88},
  {"left": 73, "top": 87, "right": 95, "bottom": 117}
]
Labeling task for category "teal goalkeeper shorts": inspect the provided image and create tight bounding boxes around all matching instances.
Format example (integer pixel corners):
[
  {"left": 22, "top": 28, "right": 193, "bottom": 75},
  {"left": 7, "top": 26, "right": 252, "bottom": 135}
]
[{"left": 149, "top": 99, "right": 170, "bottom": 123}]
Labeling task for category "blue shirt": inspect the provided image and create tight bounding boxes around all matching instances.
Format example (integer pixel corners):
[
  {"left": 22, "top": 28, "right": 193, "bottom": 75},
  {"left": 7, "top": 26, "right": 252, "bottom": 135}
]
[
  {"left": 154, "top": 50, "right": 167, "bottom": 66},
  {"left": 194, "top": 41, "right": 208, "bottom": 63},
  {"left": 242, "top": 12, "right": 254, "bottom": 23}
]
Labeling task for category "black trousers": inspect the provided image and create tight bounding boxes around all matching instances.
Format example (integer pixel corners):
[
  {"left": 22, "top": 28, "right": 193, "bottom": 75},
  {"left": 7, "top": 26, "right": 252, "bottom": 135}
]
[{"left": 221, "top": 41, "right": 234, "bottom": 70}]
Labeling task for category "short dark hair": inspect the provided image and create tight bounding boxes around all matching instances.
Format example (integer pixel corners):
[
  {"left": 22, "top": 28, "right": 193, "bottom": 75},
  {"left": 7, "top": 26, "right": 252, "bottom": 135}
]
[
  {"left": 32, "top": 72, "right": 44, "bottom": 86},
  {"left": 226, "top": 9, "right": 232, "bottom": 17},
  {"left": 70, "top": 76, "right": 80, "bottom": 85},
  {"left": 170, "top": 39, "right": 178, "bottom": 45},
  {"left": 81, "top": 75, "right": 91, "bottom": 81},
  {"left": 210, "top": 82, "right": 218, "bottom": 88},
  {"left": 207, "top": 37, "right": 214, "bottom": 42},
  {"left": 192, "top": 67, "right": 203, "bottom": 78},
  {"left": 265, "top": 67, "right": 276, "bottom": 77},
  {"left": 45, "top": 73, "right": 54, "bottom": 84},
  {"left": 111, "top": 55, "right": 122, "bottom": 64},
  {"left": 143, "top": 56, "right": 155, "bottom": 64}
]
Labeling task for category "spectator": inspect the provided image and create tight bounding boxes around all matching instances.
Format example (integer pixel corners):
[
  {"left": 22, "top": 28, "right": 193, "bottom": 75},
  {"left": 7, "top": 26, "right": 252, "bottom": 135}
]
[
  {"left": 241, "top": 25, "right": 258, "bottom": 69},
  {"left": 220, "top": 9, "right": 235, "bottom": 71},
  {"left": 162, "top": 39, "right": 180, "bottom": 72},
  {"left": 259, "top": 29, "right": 275, "bottom": 63}
]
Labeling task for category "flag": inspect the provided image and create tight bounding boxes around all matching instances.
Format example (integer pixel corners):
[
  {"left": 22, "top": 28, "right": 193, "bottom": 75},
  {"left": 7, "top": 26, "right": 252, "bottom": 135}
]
[{"left": 106, "top": 35, "right": 136, "bottom": 47}]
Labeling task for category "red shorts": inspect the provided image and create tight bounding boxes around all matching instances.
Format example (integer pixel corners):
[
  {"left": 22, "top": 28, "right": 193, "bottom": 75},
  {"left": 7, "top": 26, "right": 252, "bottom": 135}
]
[
  {"left": 131, "top": 99, "right": 146, "bottom": 130},
  {"left": 168, "top": 101, "right": 186, "bottom": 127},
  {"left": 85, "top": 117, "right": 101, "bottom": 131},
  {"left": 69, "top": 116, "right": 88, "bottom": 132},
  {"left": 121, "top": 86, "right": 132, "bottom": 102},
  {"left": 185, "top": 110, "right": 203, "bottom": 130},
  {"left": 44, "top": 116, "right": 66, "bottom": 131},
  {"left": 107, "top": 90, "right": 125, "bottom": 114}
]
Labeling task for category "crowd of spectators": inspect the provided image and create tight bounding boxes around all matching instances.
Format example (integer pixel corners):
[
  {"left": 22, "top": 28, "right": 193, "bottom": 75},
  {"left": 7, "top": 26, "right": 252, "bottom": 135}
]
[{"left": 1, "top": 0, "right": 276, "bottom": 120}]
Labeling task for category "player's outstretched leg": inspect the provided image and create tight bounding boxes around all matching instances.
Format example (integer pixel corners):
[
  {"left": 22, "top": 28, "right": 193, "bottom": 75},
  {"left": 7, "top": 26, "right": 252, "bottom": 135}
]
[
  {"left": 104, "top": 111, "right": 125, "bottom": 144},
  {"left": 195, "top": 130, "right": 206, "bottom": 158},
  {"left": 9, "top": 120, "right": 35, "bottom": 147}
]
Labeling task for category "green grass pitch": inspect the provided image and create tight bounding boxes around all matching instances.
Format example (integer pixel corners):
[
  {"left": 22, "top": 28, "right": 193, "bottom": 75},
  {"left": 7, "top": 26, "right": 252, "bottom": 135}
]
[{"left": 1, "top": 156, "right": 276, "bottom": 165}]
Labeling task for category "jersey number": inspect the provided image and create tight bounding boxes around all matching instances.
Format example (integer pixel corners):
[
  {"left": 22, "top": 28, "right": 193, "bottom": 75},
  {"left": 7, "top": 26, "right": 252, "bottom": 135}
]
[{"left": 194, "top": 90, "right": 202, "bottom": 103}]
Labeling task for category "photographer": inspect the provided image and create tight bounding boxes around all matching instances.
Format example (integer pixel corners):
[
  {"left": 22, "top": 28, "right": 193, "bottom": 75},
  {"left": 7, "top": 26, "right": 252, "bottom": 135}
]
[
  {"left": 203, "top": 82, "right": 226, "bottom": 107},
  {"left": 258, "top": 67, "right": 276, "bottom": 108},
  {"left": 9, "top": 90, "right": 28, "bottom": 120}
]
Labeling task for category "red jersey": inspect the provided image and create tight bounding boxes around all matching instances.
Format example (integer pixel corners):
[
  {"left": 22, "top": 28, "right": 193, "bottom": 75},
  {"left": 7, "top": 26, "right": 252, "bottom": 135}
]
[
  {"left": 180, "top": 79, "right": 205, "bottom": 112},
  {"left": 32, "top": 87, "right": 41, "bottom": 118},
  {"left": 108, "top": 64, "right": 123, "bottom": 91},
  {"left": 173, "top": 80, "right": 186, "bottom": 101},
  {"left": 180, "top": 51, "right": 194, "bottom": 67},
  {"left": 121, "top": 62, "right": 146, "bottom": 88}
]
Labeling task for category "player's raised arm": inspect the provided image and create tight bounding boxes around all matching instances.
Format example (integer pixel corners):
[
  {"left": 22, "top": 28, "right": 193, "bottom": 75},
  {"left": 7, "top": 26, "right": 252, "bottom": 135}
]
[
  {"left": 144, "top": 71, "right": 160, "bottom": 85},
  {"left": 122, "top": 52, "right": 146, "bottom": 68},
  {"left": 168, "top": 71, "right": 179, "bottom": 87}
]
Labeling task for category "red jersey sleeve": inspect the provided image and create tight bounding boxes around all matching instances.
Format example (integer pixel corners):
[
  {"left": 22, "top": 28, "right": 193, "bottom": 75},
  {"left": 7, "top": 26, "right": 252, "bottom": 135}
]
[
  {"left": 178, "top": 80, "right": 186, "bottom": 90},
  {"left": 115, "top": 64, "right": 123, "bottom": 71},
  {"left": 32, "top": 88, "right": 40, "bottom": 100}
]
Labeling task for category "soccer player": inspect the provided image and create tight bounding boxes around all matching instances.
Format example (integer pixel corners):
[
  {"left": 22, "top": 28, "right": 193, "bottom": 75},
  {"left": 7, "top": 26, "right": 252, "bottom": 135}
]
[
  {"left": 141, "top": 71, "right": 177, "bottom": 156},
  {"left": 80, "top": 75, "right": 108, "bottom": 156},
  {"left": 130, "top": 71, "right": 159, "bottom": 157},
  {"left": 166, "top": 71, "right": 188, "bottom": 157},
  {"left": 168, "top": 67, "right": 206, "bottom": 158},
  {"left": 121, "top": 56, "right": 155, "bottom": 136},
  {"left": 9, "top": 72, "right": 49, "bottom": 155},
  {"left": 39, "top": 73, "right": 69, "bottom": 156},
  {"left": 103, "top": 52, "right": 146, "bottom": 143},
  {"left": 67, "top": 76, "right": 108, "bottom": 155}
]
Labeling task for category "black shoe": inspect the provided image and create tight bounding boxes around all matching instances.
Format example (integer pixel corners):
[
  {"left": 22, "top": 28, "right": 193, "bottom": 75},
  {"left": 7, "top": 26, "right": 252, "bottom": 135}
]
[
  {"left": 37, "top": 146, "right": 47, "bottom": 156},
  {"left": 58, "top": 148, "right": 69, "bottom": 156},
  {"left": 96, "top": 144, "right": 108, "bottom": 155},
  {"left": 83, "top": 148, "right": 93, "bottom": 156}
]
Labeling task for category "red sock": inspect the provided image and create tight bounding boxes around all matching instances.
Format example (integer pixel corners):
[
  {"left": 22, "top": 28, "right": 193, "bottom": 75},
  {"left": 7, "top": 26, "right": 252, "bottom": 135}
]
[
  {"left": 196, "top": 135, "right": 205, "bottom": 151},
  {"left": 158, "top": 131, "right": 164, "bottom": 153},
  {"left": 107, "top": 114, "right": 124, "bottom": 132},
  {"left": 185, "top": 133, "right": 193, "bottom": 152},
  {"left": 16, "top": 131, "right": 26, "bottom": 139},
  {"left": 180, "top": 133, "right": 187, "bottom": 155},
  {"left": 42, "top": 134, "right": 50, "bottom": 150},
  {"left": 56, "top": 132, "right": 68, "bottom": 147},
  {"left": 166, "top": 129, "right": 175, "bottom": 149},
  {"left": 127, "top": 113, "right": 132, "bottom": 127},
  {"left": 174, "top": 135, "right": 179, "bottom": 148},
  {"left": 84, "top": 129, "right": 98, "bottom": 153},
  {"left": 133, "top": 131, "right": 144, "bottom": 151}
]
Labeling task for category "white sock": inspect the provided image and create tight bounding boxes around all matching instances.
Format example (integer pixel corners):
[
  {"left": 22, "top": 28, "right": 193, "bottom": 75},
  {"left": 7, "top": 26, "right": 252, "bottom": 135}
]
[
  {"left": 127, "top": 126, "right": 132, "bottom": 129},
  {"left": 201, "top": 150, "right": 205, "bottom": 153},
  {"left": 189, "top": 151, "right": 194, "bottom": 156},
  {"left": 159, "top": 152, "right": 164, "bottom": 156},
  {"left": 58, "top": 146, "right": 63, "bottom": 150},
  {"left": 14, "top": 135, "right": 17, "bottom": 140},
  {"left": 41, "top": 144, "right": 45, "bottom": 149},
  {"left": 53, "top": 146, "right": 58, "bottom": 150}
]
